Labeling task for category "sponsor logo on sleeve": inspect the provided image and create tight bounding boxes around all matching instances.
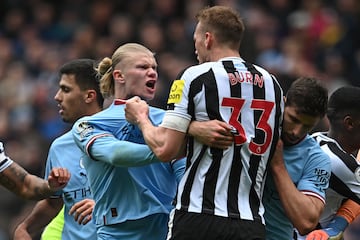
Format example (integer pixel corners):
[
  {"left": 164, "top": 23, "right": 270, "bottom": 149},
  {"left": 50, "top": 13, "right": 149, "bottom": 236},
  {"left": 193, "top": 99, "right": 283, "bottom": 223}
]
[
  {"left": 167, "top": 79, "right": 185, "bottom": 104},
  {"left": 76, "top": 121, "right": 94, "bottom": 139}
]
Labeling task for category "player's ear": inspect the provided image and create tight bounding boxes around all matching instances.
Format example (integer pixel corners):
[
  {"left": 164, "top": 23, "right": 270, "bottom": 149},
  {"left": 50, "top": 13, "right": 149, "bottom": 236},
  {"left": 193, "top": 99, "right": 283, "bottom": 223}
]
[
  {"left": 205, "top": 32, "right": 212, "bottom": 49},
  {"left": 343, "top": 115, "right": 359, "bottom": 131},
  {"left": 113, "top": 69, "right": 125, "bottom": 83},
  {"left": 85, "top": 90, "right": 97, "bottom": 103}
]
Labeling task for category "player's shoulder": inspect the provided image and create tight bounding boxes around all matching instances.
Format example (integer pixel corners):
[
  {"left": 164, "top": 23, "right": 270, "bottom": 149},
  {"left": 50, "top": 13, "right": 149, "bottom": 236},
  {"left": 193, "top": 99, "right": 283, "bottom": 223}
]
[
  {"left": 50, "top": 130, "right": 73, "bottom": 148},
  {"left": 72, "top": 110, "right": 107, "bottom": 131},
  {"left": 303, "top": 135, "right": 328, "bottom": 155},
  {"left": 149, "top": 106, "right": 165, "bottom": 113},
  {"left": 183, "top": 62, "right": 214, "bottom": 75},
  {"left": 149, "top": 106, "right": 165, "bottom": 125}
]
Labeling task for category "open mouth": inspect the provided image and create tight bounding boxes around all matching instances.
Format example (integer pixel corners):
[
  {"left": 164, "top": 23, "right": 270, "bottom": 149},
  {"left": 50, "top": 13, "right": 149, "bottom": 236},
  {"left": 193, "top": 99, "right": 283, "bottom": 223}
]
[{"left": 146, "top": 80, "right": 156, "bottom": 89}]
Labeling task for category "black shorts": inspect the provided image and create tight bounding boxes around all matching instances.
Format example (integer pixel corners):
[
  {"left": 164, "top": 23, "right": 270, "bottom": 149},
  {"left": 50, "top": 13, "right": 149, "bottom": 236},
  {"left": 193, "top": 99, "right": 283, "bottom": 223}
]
[{"left": 167, "top": 209, "right": 265, "bottom": 240}]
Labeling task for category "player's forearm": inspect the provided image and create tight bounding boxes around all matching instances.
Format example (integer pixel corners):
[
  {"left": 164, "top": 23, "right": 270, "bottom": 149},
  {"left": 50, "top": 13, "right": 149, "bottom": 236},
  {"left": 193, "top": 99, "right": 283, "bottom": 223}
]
[
  {"left": 138, "top": 119, "right": 180, "bottom": 162},
  {"left": 89, "top": 136, "right": 160, "bottom": 166},
  {"left": 1, "top": 162, "right": 52, "bottom": 200},
  {"left": 272, "top": 164, "right": 322, "bottom": 234},
  {"left": 22, "top": 174, "right": 53, "bottom": 200},
  {"left": 93, "top": 140, "right": 160, "bottom": 166},
  {"left": 14, "top": 199, "right": 61, "bottom": 238}
]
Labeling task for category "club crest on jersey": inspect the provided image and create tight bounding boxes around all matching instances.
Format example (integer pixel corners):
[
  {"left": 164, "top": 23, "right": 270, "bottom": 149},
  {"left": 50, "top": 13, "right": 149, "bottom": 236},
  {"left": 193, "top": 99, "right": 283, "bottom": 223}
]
[
  {"left": 355, "top": 167, "right": 360, "bottom": 182},
  {"left": 167, "top": 79, "right": 184, "bottom": 104},
  {"left": 76, "top": 121, "right": 94, "bottom": 139}
]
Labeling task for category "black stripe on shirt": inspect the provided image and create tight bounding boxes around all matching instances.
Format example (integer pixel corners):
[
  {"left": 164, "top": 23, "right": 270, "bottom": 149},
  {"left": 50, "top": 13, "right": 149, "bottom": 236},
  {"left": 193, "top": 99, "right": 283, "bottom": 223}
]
[
  {"left": 245, "top": 61, "right": 264, "bottom": 221},
  {"left": 202, "top": 69, "right": 224, "bottom": 214},
  {"left": 327, "top": 142, "right": 360, "bottom": 172},
  {"left": 330, "top": 173, "right": 360, "bottom": 204},
  {"left": 223, "top": 60, "right": 243, "bottom": 217},
  {"left": 181, "top": 145, "right": 208, "bottom": 210}
]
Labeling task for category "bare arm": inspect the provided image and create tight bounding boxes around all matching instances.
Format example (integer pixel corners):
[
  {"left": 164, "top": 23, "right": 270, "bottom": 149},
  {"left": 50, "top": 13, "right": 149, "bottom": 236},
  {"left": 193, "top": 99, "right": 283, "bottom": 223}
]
[
  {"left": 14, "top": 198, "right": 63, "bottom": 239},
  {"left": 271, "top": 139, "right": 325, "bottom": 235},
  {"left": 188, "top": 120, "right": 233, "bottom": 149},
  {"left": 305, "top": 199, "right": 360, "bottom": 240},
  {"left": 0, "top": 162, "right": 70, "bottom": 200},
  {"left": 0, "top": 142, "right": 70, "bottom": 200},
  {"left": 125, "top": 97, "right": 186, "bottom": 162}
]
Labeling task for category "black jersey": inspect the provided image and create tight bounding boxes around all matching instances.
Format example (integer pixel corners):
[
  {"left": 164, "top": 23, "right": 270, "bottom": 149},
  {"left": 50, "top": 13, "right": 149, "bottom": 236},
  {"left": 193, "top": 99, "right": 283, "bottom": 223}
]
[{"left": 312, "top": 132, "right": 360, "bottom": 226}]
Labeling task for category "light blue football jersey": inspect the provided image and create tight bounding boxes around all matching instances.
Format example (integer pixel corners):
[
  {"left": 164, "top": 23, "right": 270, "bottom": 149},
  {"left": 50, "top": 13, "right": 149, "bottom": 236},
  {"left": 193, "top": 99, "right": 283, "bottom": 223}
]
[
  {"left": 45, "top": 131, "right": 97, "bottom": 239},
  {"left": 72, "top": 101, "right": 185, "bottom": 240},
  {"left": 263, "top": 135, "right": 331, "bottom": 240}
]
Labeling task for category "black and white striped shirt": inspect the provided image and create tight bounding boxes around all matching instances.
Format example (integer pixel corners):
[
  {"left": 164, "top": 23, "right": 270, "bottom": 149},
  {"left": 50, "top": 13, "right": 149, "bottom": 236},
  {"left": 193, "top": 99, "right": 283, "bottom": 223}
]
[
  {"left": 312, "top": 132, "right": 360, "bottom": 226},
  {"left": 0, "top": 158, "right": 13, "bottom": 173},
  {"left": 165, "top": 57, "right": 284, "bottom": 224}
]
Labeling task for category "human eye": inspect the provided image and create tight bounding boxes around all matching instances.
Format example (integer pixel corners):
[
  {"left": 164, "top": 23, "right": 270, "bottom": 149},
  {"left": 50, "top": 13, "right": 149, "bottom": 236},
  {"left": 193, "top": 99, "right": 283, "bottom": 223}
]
[
  {"left": 136, "top": 64, "right": 147, "bottom": 70},
  {"left": 60, "top": 86, "right": 70, "bottom": 93}
]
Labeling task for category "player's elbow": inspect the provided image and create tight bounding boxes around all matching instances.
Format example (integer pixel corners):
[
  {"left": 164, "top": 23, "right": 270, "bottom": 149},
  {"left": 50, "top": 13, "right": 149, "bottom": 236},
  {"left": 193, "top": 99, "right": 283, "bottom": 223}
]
[
  {"left": 19, "top": 187, "right": 40, "bottom": 200},
  {"left": 153, "top": 146, "right": 176, "bottom": 162},
  {"left": 295, "top": 219, "right": 319, "bottom": 235},
  {"left": 153, "top": 151, "right": 173, "bottom": 162}
]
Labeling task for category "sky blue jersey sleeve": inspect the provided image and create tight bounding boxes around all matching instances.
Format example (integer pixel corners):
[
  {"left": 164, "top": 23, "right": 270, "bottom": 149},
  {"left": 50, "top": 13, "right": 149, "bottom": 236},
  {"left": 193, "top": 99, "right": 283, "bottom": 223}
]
[
  {"left": 170, "top": 158, "right": 186, "bottom": 184},
  {"left": 72, "top": 116, "right": 160, "bottom": 167},
  {"left": 296, "top": 147, "right": 331, "bottom": 201}
]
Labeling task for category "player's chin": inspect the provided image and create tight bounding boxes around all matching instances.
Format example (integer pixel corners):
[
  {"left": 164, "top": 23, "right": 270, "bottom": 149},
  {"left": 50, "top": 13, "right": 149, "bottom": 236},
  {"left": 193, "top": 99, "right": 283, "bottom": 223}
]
[
  {"left": 141, "top": 93, "right": 155, "bottom": 101},
  {"left": 281, "top": 134, "right": 298, "bottom": 146}
]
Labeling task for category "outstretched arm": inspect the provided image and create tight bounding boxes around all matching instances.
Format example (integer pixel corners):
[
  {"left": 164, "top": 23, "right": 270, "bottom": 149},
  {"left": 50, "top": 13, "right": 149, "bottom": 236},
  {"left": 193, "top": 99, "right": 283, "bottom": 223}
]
[
  {"left": 0, "top": 142, "right": 70, "bottom": 200},
  {"left": 4, "top": 164, "right": 69, "bottom": 200}
]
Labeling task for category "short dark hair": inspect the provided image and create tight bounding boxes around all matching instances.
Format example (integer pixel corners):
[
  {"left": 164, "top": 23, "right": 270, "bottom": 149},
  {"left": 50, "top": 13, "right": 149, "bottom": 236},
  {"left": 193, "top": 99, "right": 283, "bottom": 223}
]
[
  {"left": 327, "top": 86, "right": 360, "bottom": 123},
  {"left": 285, "top": 77, "right": 328, "bottom": 117},
  {"left": 59, "top": 59, "right": 104, "bottom": 107}
]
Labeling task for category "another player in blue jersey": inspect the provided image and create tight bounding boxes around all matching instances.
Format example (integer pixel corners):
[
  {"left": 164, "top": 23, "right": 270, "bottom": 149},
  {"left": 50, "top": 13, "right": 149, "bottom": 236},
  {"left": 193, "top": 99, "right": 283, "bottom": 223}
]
[
  {"left": 262, "top": 78, "right": 331, "bottom": 240},
  {"left": 72, "top": 43, "right": 185, "bottom": 240},
  {"left": 14, "top": 59, "right": 103, "bottom": 240}
]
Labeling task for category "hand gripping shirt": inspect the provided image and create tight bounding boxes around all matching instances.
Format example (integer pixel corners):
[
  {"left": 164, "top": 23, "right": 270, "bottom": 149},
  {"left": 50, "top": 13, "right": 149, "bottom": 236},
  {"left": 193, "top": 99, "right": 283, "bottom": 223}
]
[
  {"left": 72, "top": 101, "right": 185, "bottom": 239},
  {"left": 263, "top": 135, "right": 331, "bottom": 240},
  {"left": 45, "top": 131, "right": 97, "bottom": 240}
]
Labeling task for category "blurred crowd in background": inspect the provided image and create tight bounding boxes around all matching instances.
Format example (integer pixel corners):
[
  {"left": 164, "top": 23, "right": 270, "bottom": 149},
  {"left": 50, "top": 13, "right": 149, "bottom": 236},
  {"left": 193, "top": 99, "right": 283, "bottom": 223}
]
[{"left": 0, "top": 0, "right": 359, "bottom": 239}]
